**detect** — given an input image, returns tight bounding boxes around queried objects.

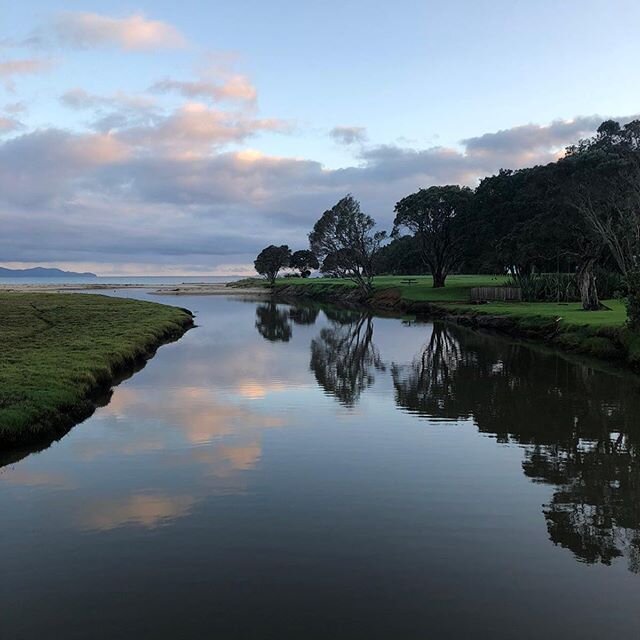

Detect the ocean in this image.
[0,275,245,286]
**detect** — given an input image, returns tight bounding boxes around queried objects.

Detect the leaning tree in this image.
[309,195,386,293]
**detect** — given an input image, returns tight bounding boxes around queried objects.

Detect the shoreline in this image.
[0,293,195,449]
[268,282,640,373]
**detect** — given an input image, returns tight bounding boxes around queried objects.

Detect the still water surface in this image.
[2,293,640,638]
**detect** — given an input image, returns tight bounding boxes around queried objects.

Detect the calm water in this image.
[2,293,640,639]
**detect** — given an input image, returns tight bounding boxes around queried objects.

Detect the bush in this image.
[507,270,625,302]
[507,273,578,302]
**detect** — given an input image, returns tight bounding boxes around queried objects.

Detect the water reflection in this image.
[3,292,640,640]
[310,310,385,407]
[255,302,293,342]
[81,493,197,531]
[251,305,640,573]
[391,323,466,420]
[391,321,640,572]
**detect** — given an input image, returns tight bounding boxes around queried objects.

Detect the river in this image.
[2,291,639,638]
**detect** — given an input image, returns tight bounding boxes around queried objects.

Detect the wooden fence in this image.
[469,286,522,302]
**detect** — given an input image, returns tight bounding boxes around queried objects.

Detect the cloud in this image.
[60,88,154,111]
[119,103,290,157]
[52,12,187,51]
[0,58,52,89]
[329,125,368,145]
[0,116,22,134]
[151,75,257,104]
[461,115,640,167]
[3,101,27,115]
[59,88,159,132]
[0,112,630,273]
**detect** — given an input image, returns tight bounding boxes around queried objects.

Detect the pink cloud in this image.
[0,58,52,89]
[121,103,289,157]
[151,74,257,104]
[53,12,187,51]
[0,116,22,133]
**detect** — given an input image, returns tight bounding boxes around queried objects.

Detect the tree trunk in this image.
[625,270,640,331]
[432,271,446,288]
[576,258,600,311]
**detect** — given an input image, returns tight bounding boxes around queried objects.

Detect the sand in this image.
[0,283,269,296]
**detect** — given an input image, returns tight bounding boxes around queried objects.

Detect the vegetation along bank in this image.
[230,275,640,370]
[0,292,193,446]
[242,120,640,371]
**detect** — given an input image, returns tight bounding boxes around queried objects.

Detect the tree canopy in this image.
[254,245,291,284]
[309,195,386,292]
[393,185,474,287]
[289,249,319,278]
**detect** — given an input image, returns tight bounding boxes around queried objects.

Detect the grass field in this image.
[264,274,629,328]
[0,293,193,443]
[451,299,628,327]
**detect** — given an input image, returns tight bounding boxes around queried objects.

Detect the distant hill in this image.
[0,267,98,278]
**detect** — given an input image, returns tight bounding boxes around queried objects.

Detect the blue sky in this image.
[1,1,639,274]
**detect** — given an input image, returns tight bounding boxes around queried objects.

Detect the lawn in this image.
[265,274,628,328]
[0,292,193,443]
[451,299,628,328]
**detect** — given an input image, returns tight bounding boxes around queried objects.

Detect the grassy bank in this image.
[234,274,640,368]
[240,274,626,326]
[0,293,193,445]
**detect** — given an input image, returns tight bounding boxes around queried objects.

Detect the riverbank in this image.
[239,276,640,371]
[0,292,194,446]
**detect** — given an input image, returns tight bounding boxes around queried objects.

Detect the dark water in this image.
[2,293,640,639]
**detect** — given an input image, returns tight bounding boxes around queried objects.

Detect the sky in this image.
[1,0,639,276]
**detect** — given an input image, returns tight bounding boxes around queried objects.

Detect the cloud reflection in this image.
[79,493,196,531]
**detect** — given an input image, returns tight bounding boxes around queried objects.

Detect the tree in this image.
[310,311,384,406]
[472,164,606,310]
[309,195,386,293]
[393,185,473,288]
[289,249,319,278]
[373,235,426,275]
[563,120,640,324]
[254,302,292,342]
[254,245,291,285]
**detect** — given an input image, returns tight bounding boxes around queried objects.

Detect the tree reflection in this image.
[310,310,385,407]
[525,436,640,572]
[254,303,293,342]
[391,323,467,420]
[288,306,320,326]
[392,321,640,573]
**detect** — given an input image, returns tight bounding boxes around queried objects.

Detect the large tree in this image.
[289,249,319,278]
[309,195,386,293]
[472,164,606,310]
[563,120,640,324]
[254,245,291,285]
[393,185,473,288]
[373,234,426,275]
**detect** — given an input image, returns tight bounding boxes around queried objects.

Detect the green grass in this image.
[271,274,508,301]
[269,274,628,328]
[450,299,628,328]
[0,292,193,444]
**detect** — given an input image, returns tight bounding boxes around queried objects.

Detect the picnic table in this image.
[400,278,418,285]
